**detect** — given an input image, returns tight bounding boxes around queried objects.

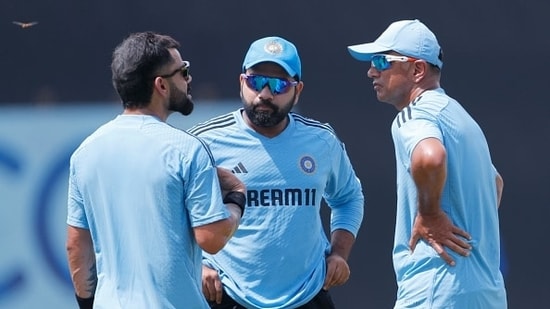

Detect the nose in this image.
[258,85,274,100]
[367,66,378,79]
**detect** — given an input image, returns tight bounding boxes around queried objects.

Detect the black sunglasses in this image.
[159,60,190,80]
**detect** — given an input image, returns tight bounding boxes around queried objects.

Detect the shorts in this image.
[209,288,336,309]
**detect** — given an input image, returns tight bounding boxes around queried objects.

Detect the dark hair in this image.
[430,48,444,71]
[111,31,180,108]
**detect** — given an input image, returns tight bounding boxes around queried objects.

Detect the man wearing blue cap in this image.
[189,36,365,308]
[348,20,507,308]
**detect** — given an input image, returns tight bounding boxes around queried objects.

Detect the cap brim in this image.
[347,42,389,61]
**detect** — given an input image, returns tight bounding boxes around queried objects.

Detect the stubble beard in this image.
[168,84,194,116]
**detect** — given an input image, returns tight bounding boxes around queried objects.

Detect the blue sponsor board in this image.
[0,102,239,308]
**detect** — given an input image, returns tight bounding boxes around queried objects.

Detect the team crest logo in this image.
[264,40,283,55]
[299,156,316,174]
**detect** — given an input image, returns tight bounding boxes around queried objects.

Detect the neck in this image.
[123,105,169,122]
[123,100,170,122]
[397,81,440,111]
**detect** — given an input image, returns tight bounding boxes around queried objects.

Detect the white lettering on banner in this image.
[0,102,239,308]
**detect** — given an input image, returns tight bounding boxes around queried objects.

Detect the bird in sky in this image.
[12,21,39,29]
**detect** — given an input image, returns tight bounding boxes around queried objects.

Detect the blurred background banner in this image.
[0,102,239,308]
[1,0,549,308]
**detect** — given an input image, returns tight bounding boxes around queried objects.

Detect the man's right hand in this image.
[409,211,472,266]
[202,265,224,304]
[217,167,246,196]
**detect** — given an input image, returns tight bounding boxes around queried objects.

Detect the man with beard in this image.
[66,31,245,309]
[188,36,364,309]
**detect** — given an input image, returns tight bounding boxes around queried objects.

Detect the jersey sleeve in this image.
[66,154,89,229]
[184,141,229,227]
[393,104,443,165]
[323,139,365,238]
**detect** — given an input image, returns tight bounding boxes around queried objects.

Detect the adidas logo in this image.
[231,162,248,174]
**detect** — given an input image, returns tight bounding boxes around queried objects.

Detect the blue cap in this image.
[243,36,302,80]
[347,19,443,69]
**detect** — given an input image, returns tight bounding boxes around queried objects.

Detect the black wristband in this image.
[75,294,94,309]
[223,191,246,217]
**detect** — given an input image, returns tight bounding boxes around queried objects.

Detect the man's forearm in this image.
[71,262,97,297]
[330,229,355,260]
[67,226,97,298]
[496,172,504,208]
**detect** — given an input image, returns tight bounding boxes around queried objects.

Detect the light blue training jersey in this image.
[188,109,364,309]
[391,89,507,308]
[67,115,229,309]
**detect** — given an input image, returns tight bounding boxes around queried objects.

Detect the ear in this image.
[239,74,246,98]
[293,81,304,106]
[153,76,169,96]
[412,61,428,83]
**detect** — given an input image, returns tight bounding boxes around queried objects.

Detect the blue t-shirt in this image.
[188,110,364,309]
[67,115,229,309]
[391,89,507,308]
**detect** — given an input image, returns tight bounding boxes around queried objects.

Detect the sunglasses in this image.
[243,74,298,95]
[371,54,417,71]
[159,60,190,80]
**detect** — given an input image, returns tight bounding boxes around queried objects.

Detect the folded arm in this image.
[194,167,245,254]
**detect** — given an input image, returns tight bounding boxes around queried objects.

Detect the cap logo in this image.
[264,40,283,55]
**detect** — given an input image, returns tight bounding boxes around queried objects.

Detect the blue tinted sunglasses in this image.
[243,74,298,95]
[371,54,416,71]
